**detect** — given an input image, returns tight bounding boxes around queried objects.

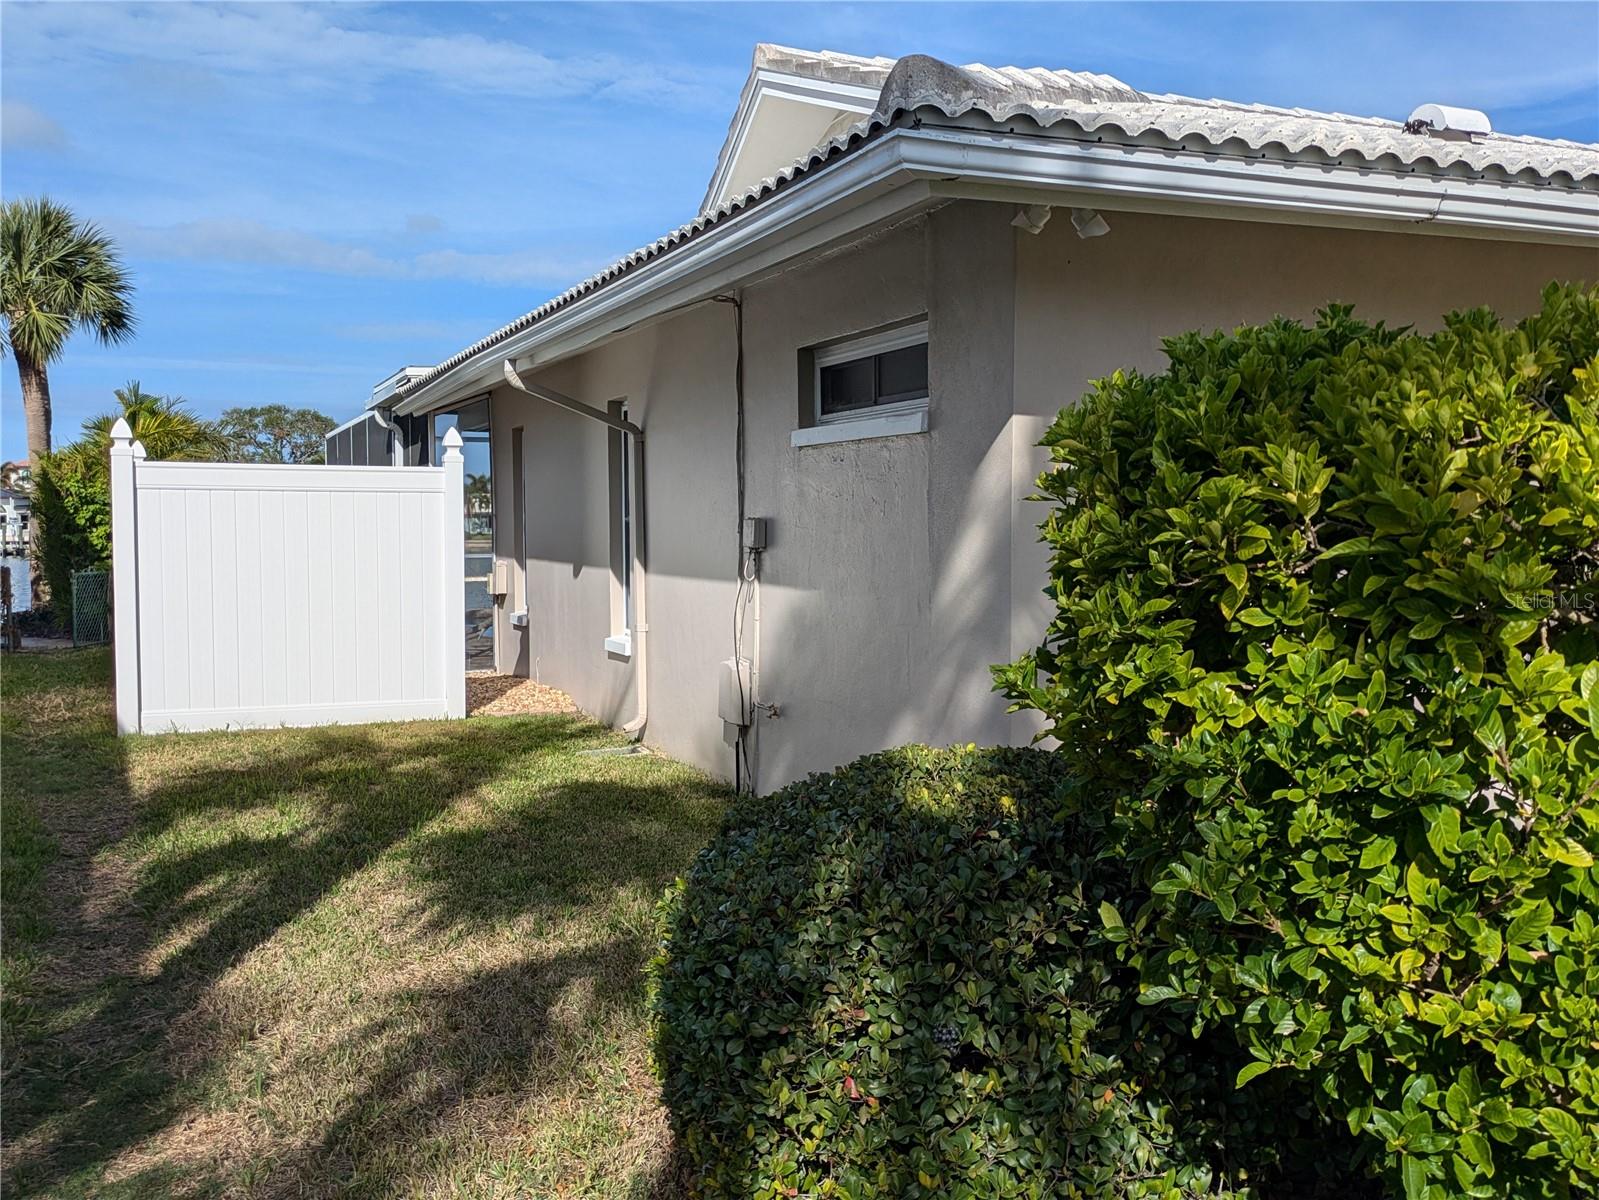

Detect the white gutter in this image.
[500,362,651,740]
[397,125,1596,418]
[395,139,929,416]
[904,124,1599,246]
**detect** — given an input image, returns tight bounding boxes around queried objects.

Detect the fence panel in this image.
[110,420,465,734]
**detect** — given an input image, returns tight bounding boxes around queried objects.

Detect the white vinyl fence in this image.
[110,419,465,734]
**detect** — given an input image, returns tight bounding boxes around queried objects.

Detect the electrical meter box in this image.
[719,656,752,726]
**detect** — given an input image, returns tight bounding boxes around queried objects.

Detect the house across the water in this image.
[327,44,1598,791]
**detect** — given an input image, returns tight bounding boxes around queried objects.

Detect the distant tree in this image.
[80,381,226,462]
[218,404,335,463]
[1,197,135,461]
[33,381,223,608]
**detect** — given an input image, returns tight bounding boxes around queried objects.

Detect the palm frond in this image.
[1,196,136,365]
[77,380,227,464]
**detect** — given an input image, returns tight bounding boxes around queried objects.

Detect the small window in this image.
[813,322,929,426]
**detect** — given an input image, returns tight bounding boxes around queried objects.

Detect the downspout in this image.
[369,406,404,465]
[501,360,650,740]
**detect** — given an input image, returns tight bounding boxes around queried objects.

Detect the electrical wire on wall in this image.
[714,293,756,793]
[732,542,758,791]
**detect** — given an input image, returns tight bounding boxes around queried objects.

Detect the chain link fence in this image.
[72,569,110,647]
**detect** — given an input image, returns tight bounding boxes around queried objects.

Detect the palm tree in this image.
[78,381,226,463]
[1,197,136,461]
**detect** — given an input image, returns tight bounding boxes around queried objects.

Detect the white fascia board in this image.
[368,365,434,409]
[901,126,1599,247]
[397,125,1595,417]
[762,70,882,110]
[395,134,931,417]
[701,68,880,214]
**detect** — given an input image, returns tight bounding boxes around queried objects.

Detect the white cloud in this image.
[114,218,605,287]
[91,354,370,377]
[6,2,717,106]
[333,319,486,343]
[117,56,227,104]
[1,101,68,150]
[410,247,605,287]
[118,220,396,277]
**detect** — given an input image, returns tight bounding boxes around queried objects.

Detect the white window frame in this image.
[606,402,634,658]
[813,320,928,425]
[795,321,929,448]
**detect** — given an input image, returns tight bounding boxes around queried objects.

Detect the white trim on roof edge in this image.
[397,125,1597,417]
[908,125,1599,243]
[395,134,929,416]
[701,67,879,215]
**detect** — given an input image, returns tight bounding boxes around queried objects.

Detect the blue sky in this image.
[3,1,1596,459]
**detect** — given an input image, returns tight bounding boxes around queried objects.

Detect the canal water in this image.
[2,555,30,611]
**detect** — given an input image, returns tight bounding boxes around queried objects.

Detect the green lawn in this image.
[1,648,729,1198]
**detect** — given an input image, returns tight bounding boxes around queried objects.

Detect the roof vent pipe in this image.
[1405,104,1492,140]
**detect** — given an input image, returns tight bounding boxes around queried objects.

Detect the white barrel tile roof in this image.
[400,46,1597,398]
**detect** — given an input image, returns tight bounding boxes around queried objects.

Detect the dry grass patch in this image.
[2,650,727,1198]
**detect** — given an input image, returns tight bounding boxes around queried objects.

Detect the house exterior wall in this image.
[487,200,1590,790]
[1009,212,1594,704]
[741,204,1022,787]
[489,205,1022,788]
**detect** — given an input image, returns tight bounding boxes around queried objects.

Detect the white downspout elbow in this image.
[501,360,649,741]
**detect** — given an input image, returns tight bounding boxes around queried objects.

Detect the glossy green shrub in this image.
[31,448,110,610]
[653,745,1370,1199]
[997,284,1599,1199]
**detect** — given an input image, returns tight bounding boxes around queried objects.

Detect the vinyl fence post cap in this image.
[110,417,133,443]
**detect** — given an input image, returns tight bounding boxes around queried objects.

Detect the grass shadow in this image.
[2,653,728,1197]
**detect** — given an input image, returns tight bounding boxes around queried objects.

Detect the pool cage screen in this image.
[325,409,436,467]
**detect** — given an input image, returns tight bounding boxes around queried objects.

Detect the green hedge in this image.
[997,284,1599,1199]
[31,448,111,615]
[653,745,1369,1199]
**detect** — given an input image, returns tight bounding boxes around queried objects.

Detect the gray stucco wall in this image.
[489,309,741,776]
[489,205,1023,789]
[487,199,1591,790]
[738,216,933,788]
[1009,212,1595,679]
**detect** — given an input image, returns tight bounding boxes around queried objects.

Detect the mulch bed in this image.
[466,670,580,717]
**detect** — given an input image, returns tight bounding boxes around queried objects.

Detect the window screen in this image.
[813,323,929,424]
